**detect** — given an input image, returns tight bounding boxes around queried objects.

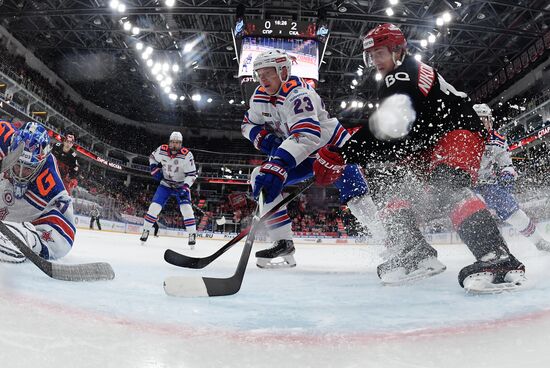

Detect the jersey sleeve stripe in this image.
[32,215,76,246]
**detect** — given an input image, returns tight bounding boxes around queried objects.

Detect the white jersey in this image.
[149,145,197,188]
[241,76,349,166]
[478,130,516,184]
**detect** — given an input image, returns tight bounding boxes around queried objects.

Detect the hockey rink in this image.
[2,228,550,368]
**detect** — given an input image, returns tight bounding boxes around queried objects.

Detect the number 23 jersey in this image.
[242,76,349,167]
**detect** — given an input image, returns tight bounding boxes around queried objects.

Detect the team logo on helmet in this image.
[363,37,374,49]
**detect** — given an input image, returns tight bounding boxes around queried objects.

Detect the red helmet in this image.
[362,23,407,52]
[362,23,407,69]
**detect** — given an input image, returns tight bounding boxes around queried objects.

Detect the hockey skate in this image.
[140,229,149,246]
[188,233,196,250]
[256,240,296,269]
[459,254,526,294]
[535,239,550,252]
[377,241,446,285]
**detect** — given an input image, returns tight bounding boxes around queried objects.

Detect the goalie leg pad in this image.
[0,222,42,263]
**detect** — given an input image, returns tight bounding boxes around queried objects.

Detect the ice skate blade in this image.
[256,254,296,269]
[464,270,527,295]
[380,257,446,286]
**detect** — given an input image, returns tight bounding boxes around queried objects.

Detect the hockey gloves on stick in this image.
[253,160,288,204]
[253,129,283,155]
[176,184,191,202]
[313,145,346,186]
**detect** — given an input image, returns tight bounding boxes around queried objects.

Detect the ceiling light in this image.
[386,8,394,16]
[131,27,140,35]
[145,46,153,55]
[163,86,171,93]
[352,79,358,86]
[156,74,164,82]
[477,13,486,20]
[428,34,436,43]
[240,100,245,105]
[414,54,422,61]
[123,21,132,31]
[179,96,185,101]
[420,39,428,48]
[368,102,374,109]
[141,52,150,60]
[146,59,153,67]
[442,12,452,22]
[169,93,177,100]
[351,101,358,108]
[136,42,143,50]
[375,72,382,81]
[183,42,193,52]
[192,93,202,101]
[436,17,444,26]
[358,102,364,108]
[389,0,399,4]
[340,101,347,109]
[350,85,355,90]
[338,6,347,13]
[117,3,126,13]
[207,98,213,103]
[165,0,175,7]
[228,99,234,104]
[162,63,169,72]
[172,64,179,72]
[164,77,173,85]
[356,69,363,76]
[109,0,119,10]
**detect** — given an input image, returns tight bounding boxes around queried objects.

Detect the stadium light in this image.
[165,0,175,7]
[192,93,202,101]
[146,59,153,67]
[375,72,382,81]
[228,99,234,104]
[110,0,119,10]
[386,8,394,16]
[117,3,126,13]
[389,0,399,4]
[156,74,164,82]
[136,42,143,50]
[179,96,185,101]
[183,42,194,53]
[414,54,422,61]
[207,98,213,103]
[172,64,180,73]
[131,27,140,35]
[340,101,347,109]
[162,63,170,72]
[240,100,245,105]
[123,21,132,31]
[428,34,436,43]
[164,77,173,85]
[358,102,364,108]
[420,39,428,48]
[436,17,444,26]
[169,93,177,100]
[442,12,452,23]
[141,52,150,60]
[357,68,363,76]
[351,101,358,108]
[368,102,374,109]
[163,86,171,93]
[160,80,167,87]
[352,79,358,86]
[145,46,153,55]
[350,85,356,90]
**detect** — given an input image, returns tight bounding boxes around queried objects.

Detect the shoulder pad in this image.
[179,147,189,155]
[279,76,305,98]
[160,144,169,151]
[0,121,16,144]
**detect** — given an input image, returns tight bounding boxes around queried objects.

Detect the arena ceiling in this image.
[0,0,549,127]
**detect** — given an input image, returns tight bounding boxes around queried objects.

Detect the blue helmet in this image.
[9,122,51,198]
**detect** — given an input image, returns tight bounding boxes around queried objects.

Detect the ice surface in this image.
[2,229,550,368]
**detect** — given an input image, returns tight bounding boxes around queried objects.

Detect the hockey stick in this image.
[0,221,115,281]
[163,196,263,297]
[164,178,314,269]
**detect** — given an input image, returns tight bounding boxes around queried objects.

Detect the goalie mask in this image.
[9,122,51,199]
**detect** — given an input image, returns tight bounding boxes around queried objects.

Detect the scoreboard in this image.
[241,19,317,39]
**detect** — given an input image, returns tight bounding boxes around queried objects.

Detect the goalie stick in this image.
[0,221,115,281]
[164,178,314,269]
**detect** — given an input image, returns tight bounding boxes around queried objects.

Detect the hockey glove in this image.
[254,129,283,155]
[176,184,191,203]
[150,164,163,181]
[313,145,346,186]
[253,160,288,204]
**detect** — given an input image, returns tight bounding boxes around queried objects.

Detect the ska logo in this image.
[385,72,410,88]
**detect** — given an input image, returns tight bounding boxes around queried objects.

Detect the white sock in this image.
[347,194,386,243]
[506,209,544,245]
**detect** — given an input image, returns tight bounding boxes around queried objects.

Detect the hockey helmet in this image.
[252,49,292,84]
[362,23,407,69]
[169,131,183,142]
[9,122,51,199]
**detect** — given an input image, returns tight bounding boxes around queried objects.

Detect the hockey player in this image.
[0,121,76,263]
[140,132,197,248]
[89,205,101,230]
[473,103,550,251]
[242,49,384,269]
[51,133,79,194]
[313,23,526,292]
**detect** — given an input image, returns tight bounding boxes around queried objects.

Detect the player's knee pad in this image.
[333,164,369,204]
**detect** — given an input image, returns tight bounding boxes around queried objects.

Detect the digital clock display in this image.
[243,19,317,39]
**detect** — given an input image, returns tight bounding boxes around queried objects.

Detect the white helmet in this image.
[169,131,183,142]
[252,49,292,84]
[473,103,492,117]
